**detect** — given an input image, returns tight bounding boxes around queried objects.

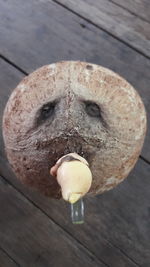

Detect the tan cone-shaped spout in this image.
[50,153,92,203]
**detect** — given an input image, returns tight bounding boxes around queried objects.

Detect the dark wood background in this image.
[0,1,150,266]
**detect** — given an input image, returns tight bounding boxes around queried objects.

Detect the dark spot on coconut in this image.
[86,65,93,70]
[41,102,56,119]
[60,155,81,164]
[84,101,101,118]
[12,97,21,112]
[36,100,58,125]
[83,101,108,129]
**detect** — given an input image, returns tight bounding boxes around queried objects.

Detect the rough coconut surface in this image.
[2,61,147,198]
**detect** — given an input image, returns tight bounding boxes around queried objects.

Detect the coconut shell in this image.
[2,61,147,199]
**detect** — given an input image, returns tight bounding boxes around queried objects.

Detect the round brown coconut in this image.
[2,61,147,199]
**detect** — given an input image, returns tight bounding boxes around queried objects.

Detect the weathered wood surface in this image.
[0,59,150,266]
[0,249,19,267]
[0,174,105,267]
[0,0,150,266]
[56,0,150,57]
[0,59,24,157]
[1,153,150,267]
[109,0,150,23]
[0,0,150,161]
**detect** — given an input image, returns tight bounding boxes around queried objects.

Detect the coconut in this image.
[2,61,147,199]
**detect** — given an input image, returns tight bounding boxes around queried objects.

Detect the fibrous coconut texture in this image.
[2,61,147,199]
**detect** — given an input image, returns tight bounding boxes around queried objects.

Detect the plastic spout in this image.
[71,198,84,224]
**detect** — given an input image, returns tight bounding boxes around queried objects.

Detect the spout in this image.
[50,153,92,204]
[71,198,84,224]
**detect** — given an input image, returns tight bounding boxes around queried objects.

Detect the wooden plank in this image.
[0,173,104,267]
[0,249,19,267]
[109,0,150,23]
[0,60,149,266]
[0,59,24,157]
[1,155,150,267]
[56,0,150,57]
[30,159,150,267]
[0,157,142,267]
[0,1,150,160]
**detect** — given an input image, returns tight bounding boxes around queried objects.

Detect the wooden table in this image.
[0,1,150,266]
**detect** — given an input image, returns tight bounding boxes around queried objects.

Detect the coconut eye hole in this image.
[41,102,55,119]
[85,101,101,118]
[37,101,57,124]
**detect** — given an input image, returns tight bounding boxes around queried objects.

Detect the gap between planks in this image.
[0,171,109,267]
[0,168,141,267]
[51,0,150,59]
[107,0,150,24]
[0,246,20,267]
[139,155,150,165]
[0,55,28,75]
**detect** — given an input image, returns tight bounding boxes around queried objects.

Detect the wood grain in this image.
[109,0,150,23]
[56,0,150,57]
[0,249,19,267]
[0,59,150,266]
[0,0,150,161]
[0,58,24,157]
[0,173,105,267]
[0,156,141,267]
[32,159,150,267]
[0,0,150,265]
